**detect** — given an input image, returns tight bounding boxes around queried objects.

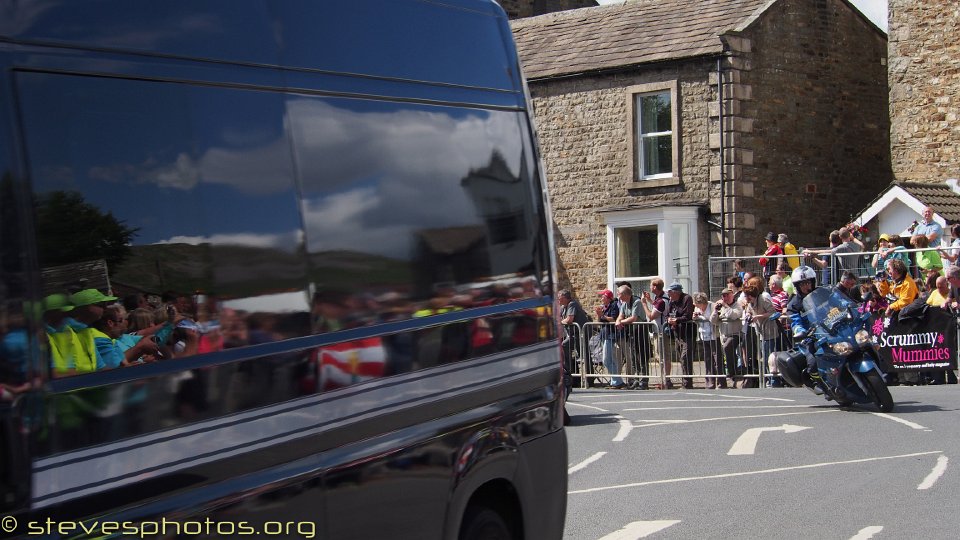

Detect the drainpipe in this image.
[717,56,727,256]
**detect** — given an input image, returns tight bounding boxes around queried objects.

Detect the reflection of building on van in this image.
[0,1,566,539]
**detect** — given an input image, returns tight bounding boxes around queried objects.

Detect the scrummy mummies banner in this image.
[870,308,958,372]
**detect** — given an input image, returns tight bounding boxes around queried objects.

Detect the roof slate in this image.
[899,182,960,223]
[510,0,773,80]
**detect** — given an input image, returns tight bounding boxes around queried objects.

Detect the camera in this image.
[874,270,887,281]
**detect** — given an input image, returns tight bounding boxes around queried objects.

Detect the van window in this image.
[16,72,550,380]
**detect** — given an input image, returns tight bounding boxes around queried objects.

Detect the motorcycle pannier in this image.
[775,349,806,387]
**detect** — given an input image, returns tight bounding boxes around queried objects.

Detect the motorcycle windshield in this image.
[800,286,857,336]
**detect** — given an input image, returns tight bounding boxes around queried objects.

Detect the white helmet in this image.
[791,265,816,285]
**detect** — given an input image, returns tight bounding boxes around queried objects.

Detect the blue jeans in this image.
[761,338,777,374]
[601,335,622,386]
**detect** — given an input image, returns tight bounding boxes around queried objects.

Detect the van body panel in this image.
[0,1,565,537]
[0,0,520,92]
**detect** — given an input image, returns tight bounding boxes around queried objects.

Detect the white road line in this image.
[597,520,680,540]
[850,526,883,540]
[624,405,817,411]
[613,418,633,442]
[711,393,796,401]
[568,450,942,495]
[595,398,768,404]
[871,412,928,430]
[917,454,948,490]
[628,409,839,428]
[568,452,607,474]
[566,401,611,413]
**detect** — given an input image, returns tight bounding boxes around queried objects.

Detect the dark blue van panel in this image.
[0,0,522,92]
[0,2,565,538]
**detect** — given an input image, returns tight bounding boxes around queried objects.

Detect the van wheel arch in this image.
[457,480,523,540]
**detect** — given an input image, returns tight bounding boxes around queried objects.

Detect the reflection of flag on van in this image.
[314,337,387,391]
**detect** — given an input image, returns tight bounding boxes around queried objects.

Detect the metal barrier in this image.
[579,322,661,389]
[577,321,733,390]
[561,323,584,387]
[709,246,951,299]
[566,287,960,391]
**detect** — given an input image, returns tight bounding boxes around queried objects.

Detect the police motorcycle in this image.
[775,286,894,412]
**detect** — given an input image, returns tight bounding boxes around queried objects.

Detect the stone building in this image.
[495,0,597,19]
[511,0,890,299]
[888,0,960,183]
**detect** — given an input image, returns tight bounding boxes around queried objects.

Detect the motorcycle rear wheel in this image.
[863,371,895,412]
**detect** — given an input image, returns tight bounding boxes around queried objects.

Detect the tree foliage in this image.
[34,191,139,270]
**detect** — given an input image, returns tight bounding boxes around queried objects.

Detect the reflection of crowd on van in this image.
[0,274,555,451]
[0,274,552,407]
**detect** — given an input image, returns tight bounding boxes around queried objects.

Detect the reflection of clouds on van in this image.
[287,99,523,191]
[293,99,525,260]
[87,137,292,195]
[155,230,303,252]
[302,186,416,260]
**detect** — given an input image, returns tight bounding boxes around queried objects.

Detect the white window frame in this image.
[627,81,680,189]
[603,207,699,292]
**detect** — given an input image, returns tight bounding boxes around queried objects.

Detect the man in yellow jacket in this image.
[778,233,800,269]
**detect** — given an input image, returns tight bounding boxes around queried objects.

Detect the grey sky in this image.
[595,0,888,32]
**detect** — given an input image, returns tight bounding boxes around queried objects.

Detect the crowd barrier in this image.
[708,246,955,299]
[565,316,960,390]
[563,321,798,390]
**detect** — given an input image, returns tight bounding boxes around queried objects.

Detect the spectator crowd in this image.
[560,205,960,390]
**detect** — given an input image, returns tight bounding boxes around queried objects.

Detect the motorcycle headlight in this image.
[855,329,870,345]
[831,342,854,355]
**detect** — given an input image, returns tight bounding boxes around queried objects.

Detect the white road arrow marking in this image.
[569,452,607,474]
[917,454,948,490]
[613,417,633,442]
[597,520,680,540]
[727,424,811,455]
[849,525,883,540]
[871,412,928,430]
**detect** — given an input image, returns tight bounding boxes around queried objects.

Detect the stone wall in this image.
[731,0,891,252]
[523,0,890,303]
[528,61,718,299]
[888,0,960,183]
[496,0,597,19]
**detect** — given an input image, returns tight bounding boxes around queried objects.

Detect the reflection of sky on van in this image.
[291,98,524,258]
[16,72,301,248]
[157,230,303,252]
[18,71,528,261]
[288,98,523,195]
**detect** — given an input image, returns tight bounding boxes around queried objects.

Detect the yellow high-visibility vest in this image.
[71,326,100,373]
[46,325,91,375]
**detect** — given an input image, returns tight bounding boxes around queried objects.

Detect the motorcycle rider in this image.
[785,265,819,377]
